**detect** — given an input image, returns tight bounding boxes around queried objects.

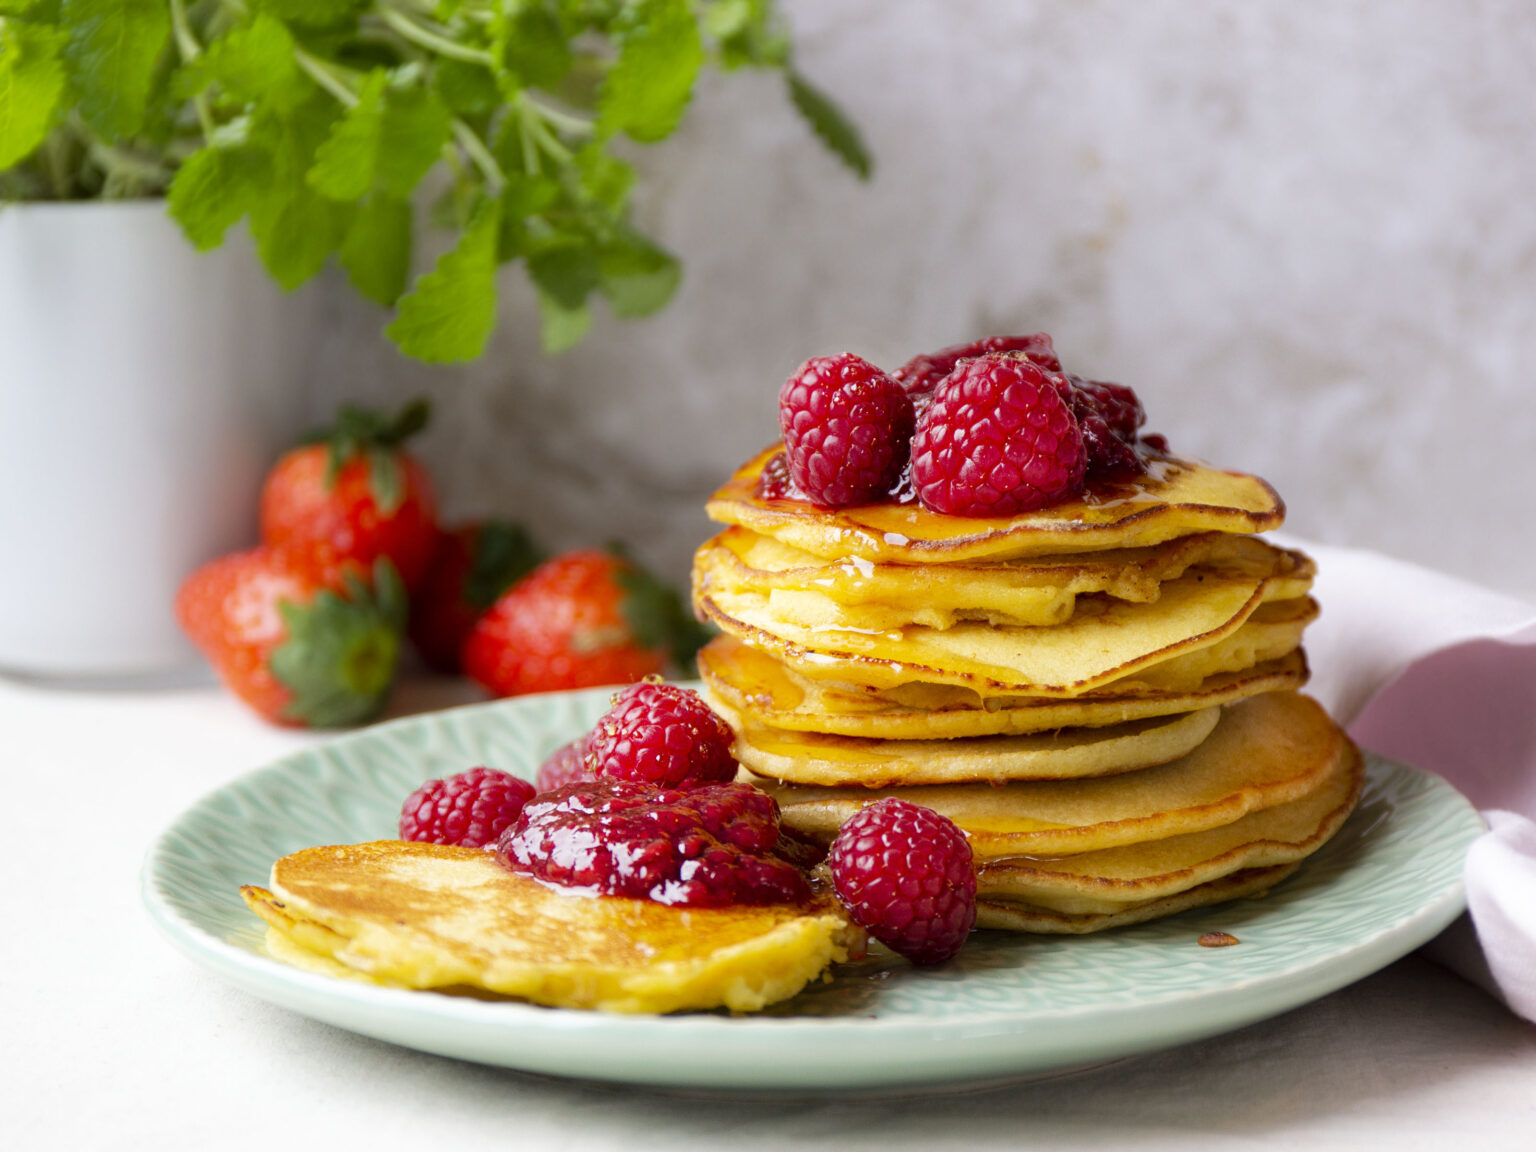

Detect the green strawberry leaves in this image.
[612,546,715,675]
[271,558,407,728]
[300,397,431,514]
[464,522,544,612]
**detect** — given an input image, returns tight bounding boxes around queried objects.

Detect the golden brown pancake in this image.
[698,635,1310,739]
[706,446,1285,562]
[721,703,1222,787]
[751,692,1347,860]
[975,738,1363,913]
[696,527,1303,630]
[974,864,1302,934]
[241,841,861,1014]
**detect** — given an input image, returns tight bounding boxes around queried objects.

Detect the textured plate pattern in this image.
[143,686,1484,1091]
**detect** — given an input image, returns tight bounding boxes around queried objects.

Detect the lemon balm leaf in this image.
[60,0,170,138]
[387,198,502,363]
[597,0,703,144]
[0,19,66,169]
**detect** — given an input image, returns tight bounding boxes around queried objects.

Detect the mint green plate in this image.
[142,686,1483,1092]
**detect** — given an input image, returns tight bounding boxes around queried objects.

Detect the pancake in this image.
[974,864,1302,934]
[721,704,1222,787]
[975,738,1363,913]
[706,446,1285,563]
[698,565,1315,698]
[696,527,1299,630]
[751,691,1346,860]
[699,635,1310,739]
[241,841,861,1015]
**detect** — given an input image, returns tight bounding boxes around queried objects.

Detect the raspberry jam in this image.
[494,778,813,907]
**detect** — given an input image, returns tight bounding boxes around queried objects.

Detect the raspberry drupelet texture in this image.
[1064,376,1147,481]
[910,352,1087,517]
[827,798,977,965]
[778,353,914,508]
[585,680,738,789]
[495,777,812,906]
[535,735,593,793]
[893,333,1063,396]
[399,766,537,848]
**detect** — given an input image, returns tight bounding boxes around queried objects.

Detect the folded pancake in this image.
[698,570,1316,698]
[975,738,1363,913]
[721,703,1222,787]
[707,447,1285,563]
[696,527,1299,630]
[241,841,861,1015]
[974,864,1302,935]
[698,636,1309,739]
[750,692,1347,860]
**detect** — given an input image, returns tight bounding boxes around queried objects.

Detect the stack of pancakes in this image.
[692,446,1362,934]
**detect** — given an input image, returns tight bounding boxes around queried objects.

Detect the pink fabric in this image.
[1292,539,1536,1022]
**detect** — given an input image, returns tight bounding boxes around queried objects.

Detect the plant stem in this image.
[377,6,497,68]
[294,49,361,109]
[168,0,202,60]
[452,118,506,192]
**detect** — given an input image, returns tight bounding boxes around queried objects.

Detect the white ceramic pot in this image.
[0,200,312,679]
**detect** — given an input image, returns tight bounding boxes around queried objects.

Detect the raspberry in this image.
[586,681,738,789]
[754,450,809,502]
[535,735,593,792]
[778,353,913,508]
[496,777,811,907]
[1064,377,1147,481]
[399,766,536,848]
[910,353,1086,516]
[893,334,1062,396]
[827,798,976,965]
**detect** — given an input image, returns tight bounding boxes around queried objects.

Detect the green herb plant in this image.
[0,1,869,362]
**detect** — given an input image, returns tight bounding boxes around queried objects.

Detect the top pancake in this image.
[706,446,1285,563]
[241,841,859,1015]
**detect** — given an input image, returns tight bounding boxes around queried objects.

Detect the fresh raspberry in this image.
[753,450,810,502]
[827,798,976,965]
[1060,377,1147,481]
[496,777,811,907]
[586,681,738,789]
[535,735,594,792]
[399,766,536,848]
[893,334,1063,396]
[910,353,1086,516]
[778,353,913,508]
[1071,378,1144,441]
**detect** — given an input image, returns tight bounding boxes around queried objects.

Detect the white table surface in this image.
[5,671,1534,1152]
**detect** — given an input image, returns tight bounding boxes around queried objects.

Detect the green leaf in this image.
[499,3,572,90]
[0,19,66,170]
[247,98,351,288]
[339,194,412,306]
[464,521,544,611]
[527,236,600,309]
[436,57,498,117]
[309,73,449,203]
[599,230,679,318]
[166,143,269,249]
[60,0,170,139]
[597,0,703,144]
[254,0,365,27]
[574,143,633,216]
[270,560,405,729]
[308,70,386,201]
[536,290,590,354]
[375,82,450,199]
[178,12,305,110]
[787,69,871,180]
[387,198,502,364]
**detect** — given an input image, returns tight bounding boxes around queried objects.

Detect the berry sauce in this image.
[495,778,812,907]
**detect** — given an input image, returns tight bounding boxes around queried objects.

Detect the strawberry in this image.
[462,548,709,698]
[408,521,544,673]
[175,546,407,727]
[260,399,439,593]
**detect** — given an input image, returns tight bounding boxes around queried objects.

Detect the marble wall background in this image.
[302,0,1536,602]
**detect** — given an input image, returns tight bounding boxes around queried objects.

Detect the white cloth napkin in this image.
[1288,538,1536,1022]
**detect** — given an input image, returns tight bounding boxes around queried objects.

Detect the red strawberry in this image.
[408,521,543,673]
[260,399,439,593]
[462,548,708,698]
[175,546,407,727]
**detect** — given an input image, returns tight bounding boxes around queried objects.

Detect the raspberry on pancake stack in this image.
[691,337,1363,934]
